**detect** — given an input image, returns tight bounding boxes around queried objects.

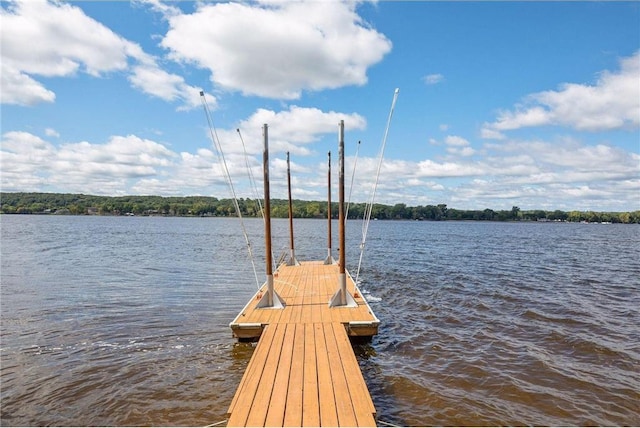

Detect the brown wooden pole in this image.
[263,124,272,276]
[263,125,273,300]
[256,123,284,309]
[329,120,355,307]
[338,121,345,276]
[286,152,296,265]
[326,151,332,264]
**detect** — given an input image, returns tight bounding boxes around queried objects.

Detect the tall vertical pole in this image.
[257,123,284,309]
[325,151,333,264]
[329,120,356,307]
[338,122,346,277]
[286,152,297,265]
[263,124,273,281]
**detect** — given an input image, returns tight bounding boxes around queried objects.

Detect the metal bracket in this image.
[328,273,357,307]
[256,275,286,309]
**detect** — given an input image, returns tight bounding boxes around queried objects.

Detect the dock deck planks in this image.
[230,262,379,338]
[227,261,379,427]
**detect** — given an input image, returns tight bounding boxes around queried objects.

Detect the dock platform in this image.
[227,261,380,427]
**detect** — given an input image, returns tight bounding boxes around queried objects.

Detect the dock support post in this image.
[257,123,285,309]
[286,152,298,266]
[330,120,357,308]
[324,151,333,265]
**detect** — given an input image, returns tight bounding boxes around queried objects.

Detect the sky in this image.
[1,0,639,211]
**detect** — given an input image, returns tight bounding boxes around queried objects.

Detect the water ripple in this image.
[2,217,639,426]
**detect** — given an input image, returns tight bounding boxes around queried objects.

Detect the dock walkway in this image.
[227,261,380,427]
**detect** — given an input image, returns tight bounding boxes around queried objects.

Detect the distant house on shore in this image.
[87,207,99,215]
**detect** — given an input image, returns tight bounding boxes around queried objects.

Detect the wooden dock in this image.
[225,119,387,427]
[227,261,380,427]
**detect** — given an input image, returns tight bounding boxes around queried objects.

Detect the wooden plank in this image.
[227,324,278,424]
[310,277,322,324]
[244,324,286,426]
[278,265,297,299]
[331,323,377,423]
[319,298,329,324]
[301,323,320,427]
[264,324,296,427]
[323,323,358,427]
[319,270,333,323]
[300,270,313,324]
[288,282,303,324]
[314,323,339,427]
[283,323,305,427]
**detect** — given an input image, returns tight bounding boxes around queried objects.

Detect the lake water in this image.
[1,215,639,426]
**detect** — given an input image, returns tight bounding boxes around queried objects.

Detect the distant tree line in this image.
[1,192,638,223]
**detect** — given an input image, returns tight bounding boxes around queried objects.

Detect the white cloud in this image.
[448,146,476,157]
[0,0,210,110]
[45,128,60,138]
[1,131,58,190]
[480,127,505,140]
[415,159,486,178]
[445,135,470,147]
[1,131,56,163]
[128,64,210,110]
[2,127,638,211]
[0,131,178,194]
[160,1,392,99]
[56,135,175,171]
[1,0,132,77]
[363,134,638,210]
[135,0,181,19]
[0,63,56,105]
[492,138,639,177]
[482,51,640,135]
[444,135,475,157]
[131,149,226,196]
[406,178,445,190]
[1,0,131,105]
[216,106,367,156]
[1,103,368,197]
[491,106,550,131]
[423,73,444,85]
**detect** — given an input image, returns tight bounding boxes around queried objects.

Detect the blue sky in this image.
[1,0,639,211]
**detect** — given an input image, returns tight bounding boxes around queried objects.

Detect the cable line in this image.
[200,91,261,290]
[355,88,399,286]
[236,128,264,220]
[345,140,361,221]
